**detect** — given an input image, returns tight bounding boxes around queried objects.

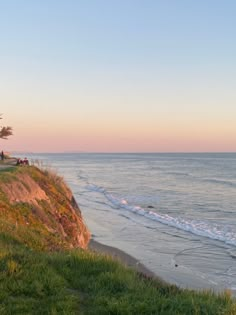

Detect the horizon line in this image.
[10,151,236,155]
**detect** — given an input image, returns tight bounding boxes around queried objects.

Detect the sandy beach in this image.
[24,152,236,296]
[89,239,158,280]
[89,238,236,297]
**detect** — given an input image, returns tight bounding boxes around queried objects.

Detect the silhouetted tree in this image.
[0,115,13,139]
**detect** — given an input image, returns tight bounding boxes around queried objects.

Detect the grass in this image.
[0,166,236,314]
[0,233,235,315]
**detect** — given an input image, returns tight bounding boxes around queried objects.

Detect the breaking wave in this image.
[86,183,236,247]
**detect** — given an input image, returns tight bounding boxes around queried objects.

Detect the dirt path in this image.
[0,158,17,170]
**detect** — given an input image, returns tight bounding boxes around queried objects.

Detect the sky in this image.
[0,0,235,153]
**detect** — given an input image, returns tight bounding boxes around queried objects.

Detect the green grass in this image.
[0,166,236,314]
[0,166,17,180]
[0,233,235,315]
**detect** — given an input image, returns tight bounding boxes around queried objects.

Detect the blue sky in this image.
[1,1,235,152]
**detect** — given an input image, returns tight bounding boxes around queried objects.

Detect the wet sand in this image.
[89,239,159,280]
[88,239,236,297]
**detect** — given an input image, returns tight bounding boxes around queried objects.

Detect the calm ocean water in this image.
[24,153,236,292]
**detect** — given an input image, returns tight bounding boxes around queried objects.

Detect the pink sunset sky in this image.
[1,1,236,153]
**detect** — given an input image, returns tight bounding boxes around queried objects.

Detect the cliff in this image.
[0,166,235,314]
[0,165,90,250]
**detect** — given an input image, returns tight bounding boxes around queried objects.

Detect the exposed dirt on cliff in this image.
[0,166,90,250]
[0,173,49,205]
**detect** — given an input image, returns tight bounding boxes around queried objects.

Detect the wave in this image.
[86,183,236,247]
[203,178,236,187]
[166,171,190,177]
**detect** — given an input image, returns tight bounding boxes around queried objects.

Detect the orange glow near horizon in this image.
[2,86,236,153]
[3,115,235,153]
[1,2,236,154]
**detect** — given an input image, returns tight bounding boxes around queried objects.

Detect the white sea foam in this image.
[86,183,236,247]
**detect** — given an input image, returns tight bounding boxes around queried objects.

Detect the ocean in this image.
[23,153,236,293]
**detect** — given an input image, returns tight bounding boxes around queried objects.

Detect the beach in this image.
[89,239,157,280]
[88,238,234,295]
[1,162,235,315]
[23,152,236,294]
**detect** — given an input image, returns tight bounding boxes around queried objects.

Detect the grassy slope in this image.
[0,167,236,315]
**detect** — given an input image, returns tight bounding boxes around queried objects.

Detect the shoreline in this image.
[88,239,236,297]
[88,239,159,281]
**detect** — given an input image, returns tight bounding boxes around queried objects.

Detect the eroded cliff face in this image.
[0,166,90,249]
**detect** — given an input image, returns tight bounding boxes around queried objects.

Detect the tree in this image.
[0,115,13,139]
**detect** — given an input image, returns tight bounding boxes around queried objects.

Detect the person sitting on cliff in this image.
[23,157,29,165]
